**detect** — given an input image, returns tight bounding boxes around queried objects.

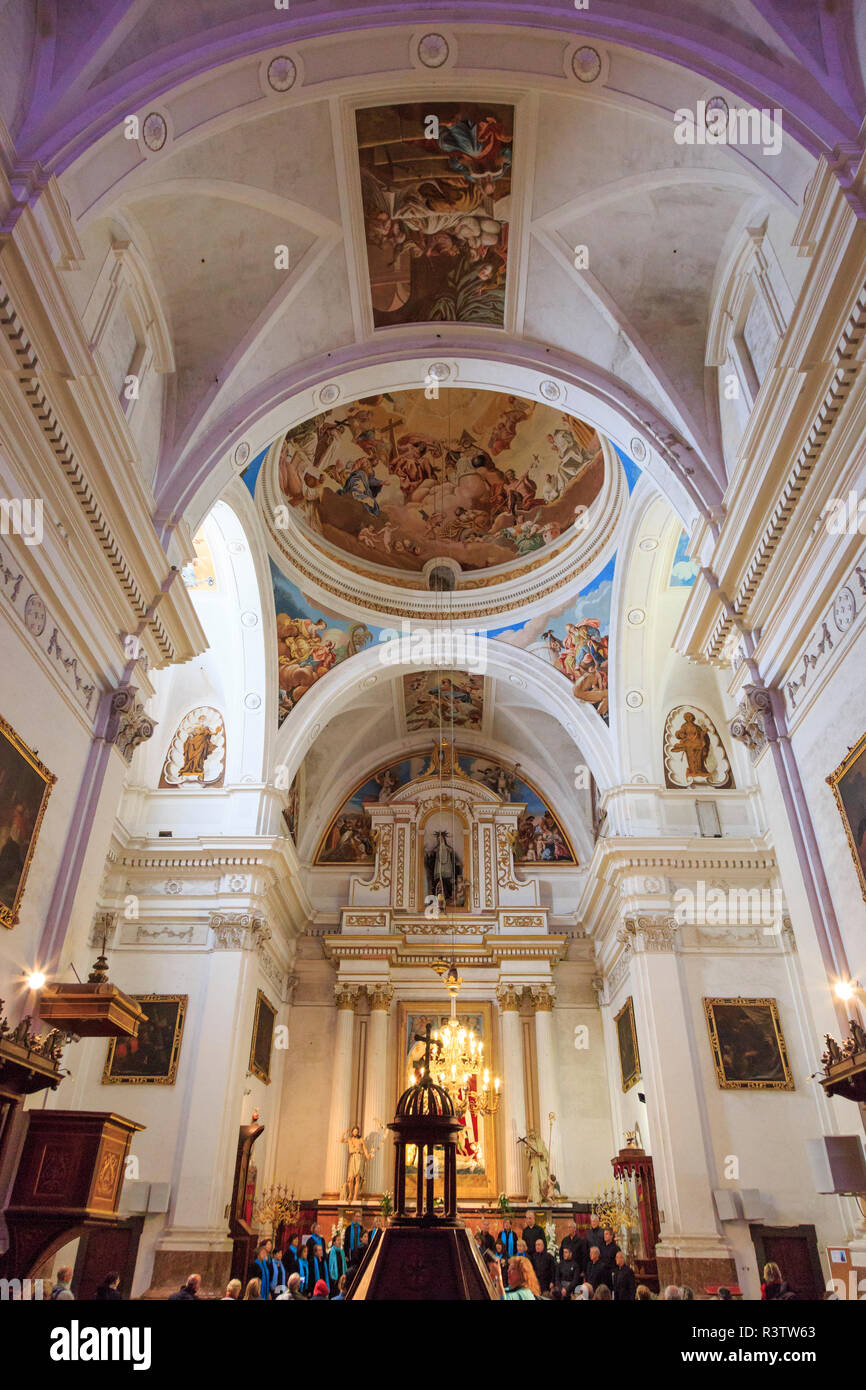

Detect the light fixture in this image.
[26,970,46,991]
[835,980,859,1002]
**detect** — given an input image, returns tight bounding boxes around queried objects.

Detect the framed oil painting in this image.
[827,731,866,907]
[102,995,187,1085]
[249,989,277,1084]
[704,997,794,1091]
[0,713,56,929]
[614,996,641,1092]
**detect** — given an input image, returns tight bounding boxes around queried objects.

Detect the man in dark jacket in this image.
[585,1248,610,1294]
[611,1251,636,1301]
[559,1218,581,1261]
[477,1217,497,1255]
[168,1274,201,1300]
[585,1213,603,1259]
[598,1227,621,1274]
[556,1244,580,1297]
[522,1210,545,1254]
[530,1237,556,1295]
[498,1218,517,1257]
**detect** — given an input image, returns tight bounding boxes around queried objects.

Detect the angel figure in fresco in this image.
[340,1126,372,1203]
[671,711,712,781]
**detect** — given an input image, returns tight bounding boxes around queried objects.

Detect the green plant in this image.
[380,1191,394,1219]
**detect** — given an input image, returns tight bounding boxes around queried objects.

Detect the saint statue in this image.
[519,1128,551,1206]
[178,718,215,780]
[340,1125,372,1202]
[425,830,461,905]
[671,711,711,781]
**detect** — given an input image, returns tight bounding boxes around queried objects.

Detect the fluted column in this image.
[362,982,393,1195]
[530,985,566,1198]
[323,984,360,1196]
[497,983,528,1199]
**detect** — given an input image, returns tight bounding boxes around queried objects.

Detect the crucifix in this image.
[413,1022,442,1081]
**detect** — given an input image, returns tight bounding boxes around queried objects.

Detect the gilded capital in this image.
[529,984,556,1011]
[496,982,522,1012]
[368,982,394,1012]
[335,984,360,1011]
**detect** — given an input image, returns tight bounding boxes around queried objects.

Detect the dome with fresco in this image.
[256,388,612,586]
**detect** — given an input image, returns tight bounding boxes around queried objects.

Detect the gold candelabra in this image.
[254,1182,300,1239]
[591,1176,636,1238]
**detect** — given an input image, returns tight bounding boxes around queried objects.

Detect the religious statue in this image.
[340,1125,372,1202]
[425,829,462,906]
[518,1128,551,1205]
[670,711,712,781]
[178,717,214,780]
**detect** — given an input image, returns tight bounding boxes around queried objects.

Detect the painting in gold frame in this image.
[0,712,56,929]
[249,988,277,1084]
[102,995,187,1085]
[614,996,641,1092]
[398,999,497,1200]
[703,997,794,1091]
[827,730,866,907]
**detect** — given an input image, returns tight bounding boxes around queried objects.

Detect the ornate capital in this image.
[210,911,268,951]
[623,915,678,953]
[528,984,556,1011]
[730,683,775,761]
[496,982,522,1012]
[368,982,394,1012]
[103,685,157,763]
[335,984,360,1011]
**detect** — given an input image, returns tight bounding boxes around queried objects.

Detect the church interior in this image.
[1,0,866,1311]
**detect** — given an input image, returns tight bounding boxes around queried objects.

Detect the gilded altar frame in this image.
[397,998,498,1200]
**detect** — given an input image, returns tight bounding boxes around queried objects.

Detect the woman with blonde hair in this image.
[243,1277,262,1301]
[502,1255,540,1300]
[762,1261,796,1300]
[635,1284,653,1301]
[592,1284,612,1301]
[221,1278,242,1301]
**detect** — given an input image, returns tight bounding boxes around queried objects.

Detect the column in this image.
[625,916,735,1288]
[362,982,393,1195]
[530,984,566,1198]
[323,984,359,1196]
[497,983,528,1198]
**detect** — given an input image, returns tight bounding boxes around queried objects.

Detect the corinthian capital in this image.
[368,982,394,1012]
[528,984,556,1012]
[335,984,360,1012]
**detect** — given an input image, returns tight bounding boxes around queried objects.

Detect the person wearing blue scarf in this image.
[253,1241,275,1300]
[498,1219,517,1257]
[298,1243,328,1295]
[270,1249,288,1298]
[344,1212,364,1257]
[328,1234,347,1292]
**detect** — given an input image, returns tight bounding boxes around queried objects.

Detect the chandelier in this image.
[254,1182,300,1239]
[412,959,502,1117]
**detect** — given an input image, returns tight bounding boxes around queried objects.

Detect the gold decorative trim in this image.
[102,994,187,1085]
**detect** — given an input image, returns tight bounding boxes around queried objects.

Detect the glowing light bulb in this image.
[835,981,855,1001]
[27,970,45,991]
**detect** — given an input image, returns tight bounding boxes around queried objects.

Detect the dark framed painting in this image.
[102,995,187,1085]
[0,713,56,929]
[614,996,641,1092]
[827,731,866,907]
[249,989,277,1084]
[704,997,794,1091]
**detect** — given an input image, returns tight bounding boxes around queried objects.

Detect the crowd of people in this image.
[47,1210,803,1301]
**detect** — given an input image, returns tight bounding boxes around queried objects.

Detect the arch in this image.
[272,639,618,795]
[163,339,720,540]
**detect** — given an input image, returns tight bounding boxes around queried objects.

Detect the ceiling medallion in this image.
[319,383,340,406]
[539,380,562,401]
[572,46,602,84]
[244,693,262,710]
[427,361,451,382]
[638,537,659,552]
[233,441,251,469]
[625,690,644,709]
[267,56,297,92]
[704,95,730,128]
[142,112,167,152]
[241,611,259,628]
[417,33,450,68]
[627,608,646,626]
[833,586,855,632]
[630,437,648,462]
